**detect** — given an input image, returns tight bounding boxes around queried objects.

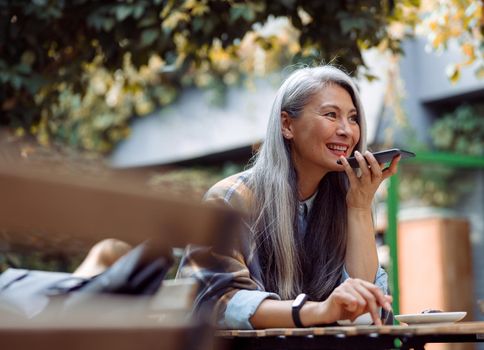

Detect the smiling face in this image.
[282,83,361,178]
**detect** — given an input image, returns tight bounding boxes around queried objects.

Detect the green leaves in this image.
[339,14,374,36]
[115,5,145,21]
[141,29,159,47]
[1,0,420,154]
[430,104,484,156]
[230,4,256,22]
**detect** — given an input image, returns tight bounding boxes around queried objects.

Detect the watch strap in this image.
[291,293,308,328]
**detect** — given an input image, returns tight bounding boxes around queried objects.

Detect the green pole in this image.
[386,172,400,318]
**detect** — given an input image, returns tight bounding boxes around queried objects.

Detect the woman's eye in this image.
[324,112,337,119]
[349,115,359,124]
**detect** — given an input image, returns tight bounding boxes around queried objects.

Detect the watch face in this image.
[293,293,308,308]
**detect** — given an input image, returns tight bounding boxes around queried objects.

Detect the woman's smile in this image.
[326,143,351,157]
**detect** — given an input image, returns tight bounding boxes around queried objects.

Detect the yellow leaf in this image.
[160,0,176,18]
[446,63,461,84]
[432,34,444,47]
[15,127,25,137]
[475,65,484,79]
[163,11,189,29]
[462,43,474,58]
[450,27,462,36]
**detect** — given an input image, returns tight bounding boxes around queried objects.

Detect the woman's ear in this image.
[281,111,294,140]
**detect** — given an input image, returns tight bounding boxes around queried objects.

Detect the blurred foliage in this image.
[0,249,84,273]
[417,0,483,82]
[430,104,484,156]
[147,161,245,200]
[400,164,475,207]
[400,103,483,207]
[1,0,420,153]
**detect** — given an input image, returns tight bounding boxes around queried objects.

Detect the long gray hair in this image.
[248,66,367,300]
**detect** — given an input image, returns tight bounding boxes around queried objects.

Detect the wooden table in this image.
[217,322,484,350]
[0,323,212,350]
[0,293,213,350]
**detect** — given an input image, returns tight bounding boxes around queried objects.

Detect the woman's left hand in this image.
[340,150,400,210]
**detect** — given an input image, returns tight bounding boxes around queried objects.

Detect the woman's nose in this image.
[336,120,352,136]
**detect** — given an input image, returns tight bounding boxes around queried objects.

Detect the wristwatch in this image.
[291,293,308,327]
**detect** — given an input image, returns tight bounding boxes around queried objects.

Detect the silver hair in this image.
[248,65,367,299]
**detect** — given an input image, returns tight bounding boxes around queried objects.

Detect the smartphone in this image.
[337,148,416,168]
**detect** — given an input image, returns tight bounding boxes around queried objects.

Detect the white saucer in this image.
[395,312,467,324]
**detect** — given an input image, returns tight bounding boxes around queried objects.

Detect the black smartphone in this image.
[337,148,416,168]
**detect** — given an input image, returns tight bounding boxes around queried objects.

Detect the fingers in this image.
[341,151,384,185]
[363,151,383,180]
[357,279,393,311]
[333,290,361,313]
[382,155,401,180]
[353,283,382,325]
[333,278,392,325]
[339,155,359,186]
[355,151,371,183]
[358,151,401,184]
[341,150,400,209]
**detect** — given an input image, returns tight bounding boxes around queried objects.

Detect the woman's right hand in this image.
[312,278,393,326]
[251,278,392,329]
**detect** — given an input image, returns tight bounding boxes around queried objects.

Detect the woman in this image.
[177,65,399,329]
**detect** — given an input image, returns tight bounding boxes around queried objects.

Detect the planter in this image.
[398,208,474,350]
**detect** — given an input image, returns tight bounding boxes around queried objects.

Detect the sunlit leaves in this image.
[1,0,422,153]
[417,0,483,81]
[29,52,177,152]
